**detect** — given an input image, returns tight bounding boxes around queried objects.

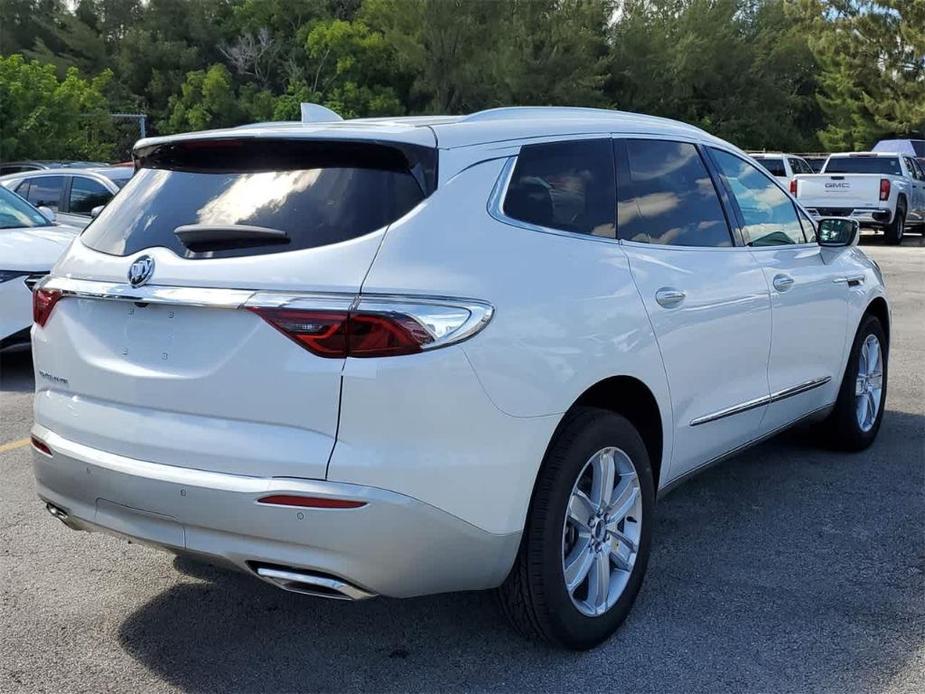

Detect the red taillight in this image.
[31,436,52,456]
[33,288,62,327]
[257,495,366,509]
[249,308,432,358]
[789,178,798,196]
[879,178,890,201]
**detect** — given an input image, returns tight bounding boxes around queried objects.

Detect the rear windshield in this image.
[753,157,786,177]
[81,139,435,259]
[824,157,902,175]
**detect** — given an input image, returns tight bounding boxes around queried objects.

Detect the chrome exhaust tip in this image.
[45,502,82,530]
[254,565,376,601]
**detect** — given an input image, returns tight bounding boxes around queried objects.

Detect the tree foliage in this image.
[1,0,923,159]
[0,53,114,160]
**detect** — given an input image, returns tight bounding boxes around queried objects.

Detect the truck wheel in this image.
[496,408,654,650]
[884,204,905,245]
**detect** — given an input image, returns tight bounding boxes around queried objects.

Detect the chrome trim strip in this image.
[769,376,832,402]
[39,276,257,309]
[37,277,494,350]
[689,394,770,427]
[690,376,832,427]
[662,403,835,497]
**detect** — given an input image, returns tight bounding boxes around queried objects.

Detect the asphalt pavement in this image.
[1,232,923,693]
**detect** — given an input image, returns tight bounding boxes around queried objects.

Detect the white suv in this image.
[31,107,889,650]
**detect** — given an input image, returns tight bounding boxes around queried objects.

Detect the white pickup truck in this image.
[793,151,925,244]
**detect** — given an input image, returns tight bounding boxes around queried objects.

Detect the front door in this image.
[708,148,849,430]
[616,138,773,481]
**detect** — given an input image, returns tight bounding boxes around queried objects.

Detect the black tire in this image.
[819,314,888,451]
[884,204,905,245]
[496,407,655,650]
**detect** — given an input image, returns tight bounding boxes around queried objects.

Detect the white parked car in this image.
[31,107,890,650]
[0,166,133,229]
[0,187,78,350]
[749,152,814,189]
[793,151,925,244]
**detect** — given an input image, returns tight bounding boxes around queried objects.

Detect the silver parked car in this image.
[0,167,134,229]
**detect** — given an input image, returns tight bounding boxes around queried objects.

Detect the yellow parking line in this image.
[0,437,30,454]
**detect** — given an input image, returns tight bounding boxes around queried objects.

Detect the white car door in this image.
[902,156,925,224]
[708,148,849,431]
[616,138,772,481]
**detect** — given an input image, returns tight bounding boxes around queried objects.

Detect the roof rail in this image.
[301,103,343,123]
[461,106,621,123]
[459,106,706,133]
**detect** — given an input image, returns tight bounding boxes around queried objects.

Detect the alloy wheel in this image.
[855,333,884,432]
[561,446,642,617]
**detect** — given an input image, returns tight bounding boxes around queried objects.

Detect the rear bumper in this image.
[31,425,520,598]
[804,205,893,226]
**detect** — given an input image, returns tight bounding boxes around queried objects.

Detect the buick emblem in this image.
[128,255,155,287]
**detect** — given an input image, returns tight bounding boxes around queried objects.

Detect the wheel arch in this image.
[864,296,890,344]
[560,376,665,490]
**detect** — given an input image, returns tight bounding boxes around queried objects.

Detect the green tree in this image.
[798,0,925,149]
[0,54,114,160]
[161,63,242,133]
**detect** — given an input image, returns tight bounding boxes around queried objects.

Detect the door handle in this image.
[772,274,794,292]
[655,288,686,308]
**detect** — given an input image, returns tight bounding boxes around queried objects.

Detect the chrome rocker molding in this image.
[689,376,832,427]
[661,402,835,499]
[36,276,494,351]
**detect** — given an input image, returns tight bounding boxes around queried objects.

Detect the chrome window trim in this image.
[690,376,832,427]
[487,155,621,247]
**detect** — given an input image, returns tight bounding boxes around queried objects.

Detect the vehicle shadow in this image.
[117,409,924,693]
[0,349,34,393]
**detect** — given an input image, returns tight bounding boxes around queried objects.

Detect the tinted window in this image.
[68,177,112,215]
[912,141,925,157]
[618,139,731,247]
[711,149,806,246]
[22,176,64,210]
[753,157,786,177]
[82,139,433,259]
[805,157,827,173]
[504,139,616,238]
[0,187,52,229]
[824,157,902,175]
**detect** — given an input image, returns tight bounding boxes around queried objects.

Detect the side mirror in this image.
[37,205,56,223]
[817,218,859,247]
[90,205,104,219]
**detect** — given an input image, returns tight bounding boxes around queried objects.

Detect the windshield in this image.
[0,187,52,229]
[824,157,902,175]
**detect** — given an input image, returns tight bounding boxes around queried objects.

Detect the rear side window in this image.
[710,149,806,246]
[503,139,616,238]
[824,157,902,175]
[754,157,786,177]
[68,177,112,215]
[82,139,435,259]
[21,176,64,210]
[618,139,732,247]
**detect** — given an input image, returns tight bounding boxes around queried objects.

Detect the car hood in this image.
[0,225,78,271]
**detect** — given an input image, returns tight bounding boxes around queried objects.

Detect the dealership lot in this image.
[1,235,923,693]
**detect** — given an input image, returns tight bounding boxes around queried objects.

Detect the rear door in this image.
[62,175,113,227]
[616,138,772,480]
[902,156,925,223]
[18,175,65,212]
[708,147,848,429]
[32,137,436,479]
